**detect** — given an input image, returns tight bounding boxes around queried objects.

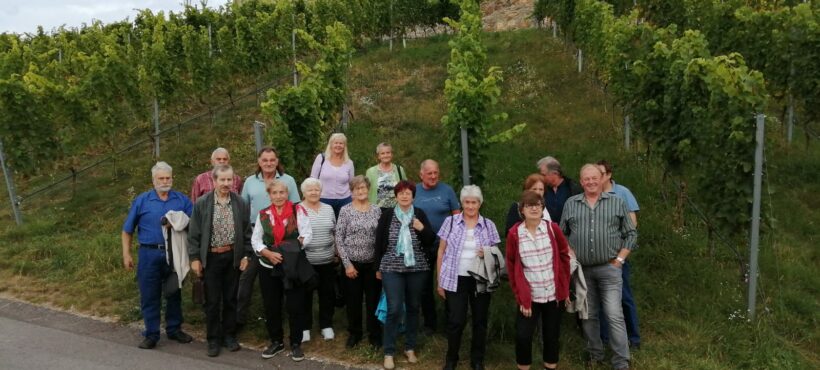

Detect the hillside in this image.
[1,29,818,370]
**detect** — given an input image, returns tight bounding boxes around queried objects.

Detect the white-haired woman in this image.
[310,133,355,218]
[365,142,407,208]
[300,178,338,342]
[435,185,501,370]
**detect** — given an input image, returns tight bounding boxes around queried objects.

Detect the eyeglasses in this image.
[523,204,543,210]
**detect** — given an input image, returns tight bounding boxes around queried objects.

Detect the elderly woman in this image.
[311,133,355,218]
[365,142,407,208]
[251,180,313,362]
[375,180,436,369]
[335,175,382,349]
[505,173,553,236]
[300,178,338,342]
[435,185,501,370]
[506,191,570,370]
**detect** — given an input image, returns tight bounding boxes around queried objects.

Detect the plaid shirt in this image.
[209,195,235,247]
[517,221,556,303]
[437,214,501,292]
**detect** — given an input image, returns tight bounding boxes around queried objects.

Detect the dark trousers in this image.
[136,248,182,341]
[421,264,438,330]
[305,262,337,330]
[344,261,381,342]
[600,261,641,345]
[444,276,491,366]
[235,253,259,326]
[515,301,562,366]
[320,197,352,219]
[382,270,427,356]
[257,260,306,346]
[204,251,239,342]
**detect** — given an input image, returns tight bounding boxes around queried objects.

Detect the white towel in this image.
[162,211,190,289]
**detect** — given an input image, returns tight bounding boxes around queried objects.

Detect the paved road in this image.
[0,298,364,369]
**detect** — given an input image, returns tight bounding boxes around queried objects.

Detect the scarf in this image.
[267,201,294,246]
[394,205,415,267]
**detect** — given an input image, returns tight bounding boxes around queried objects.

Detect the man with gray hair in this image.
[122,161,194,349]
[191,148,244,202]
[188,164,252,357]
[537,156,582,222]
[560,164,637,370]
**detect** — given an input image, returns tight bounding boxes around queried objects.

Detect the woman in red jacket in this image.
[505,190,571,370]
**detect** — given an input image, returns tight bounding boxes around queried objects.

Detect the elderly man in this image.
[560,164,637,370]
[188,165,252,357]
[596,160,641,350]
[413,159,460,334]
[538,156,582,222]
[122,161,194,349]
[191,148,244,202]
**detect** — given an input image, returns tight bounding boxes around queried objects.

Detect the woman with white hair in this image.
[435,185,501,370]
[310,133,355,218]
[299,178,338,342]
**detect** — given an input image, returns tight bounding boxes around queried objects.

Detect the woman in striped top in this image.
[505,191,571,370]
[335,175,382,349]
[375,180,436,369]
[300,178,338,342]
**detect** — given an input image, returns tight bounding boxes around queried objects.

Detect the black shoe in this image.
[291,345,305,362]
[470,362,484,370]
[167,330,193,343]
[262,341,285,359]
[207,341,220,357]
[423,326,436,336]
[224,336,241,352]
[629,342,641,350]
[138,338,157,349]
[443,361,457,370]
[346,335,361,349]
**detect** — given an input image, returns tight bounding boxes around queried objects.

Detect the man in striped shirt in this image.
[560,164,637,370]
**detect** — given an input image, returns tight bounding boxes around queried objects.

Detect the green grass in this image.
[1,28,818,369]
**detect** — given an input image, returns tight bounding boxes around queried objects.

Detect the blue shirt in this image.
[122,189,193,245]
[608,180,639,212]
[414,182,460,234]
[241,172,301,222]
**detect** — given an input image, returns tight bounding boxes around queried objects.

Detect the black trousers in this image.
[343,261,381,342]
[515,300,563,366]
[444,276,491,365]
[257,260,306,346]
[235,253,259,326]
[305,262,337,330]
[204,251,239,342]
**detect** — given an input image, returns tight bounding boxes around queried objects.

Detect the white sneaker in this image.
[321,327,335,340]
[302,330,310,343]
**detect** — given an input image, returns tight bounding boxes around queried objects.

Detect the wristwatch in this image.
[615,256,626,264]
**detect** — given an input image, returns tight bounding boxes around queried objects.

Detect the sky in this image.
[1,0,230,35]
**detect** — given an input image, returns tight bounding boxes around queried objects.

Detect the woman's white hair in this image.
[300,177,323,194]
[460,185,483,204]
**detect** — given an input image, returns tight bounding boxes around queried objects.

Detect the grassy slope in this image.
[0,29,817,369]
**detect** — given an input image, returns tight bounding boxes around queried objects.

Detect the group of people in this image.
[121,134,642,370]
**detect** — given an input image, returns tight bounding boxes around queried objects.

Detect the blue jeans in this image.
[320,197,352,218]
[381,270,427,356]
[137,248,183,341]
[600,261,641,345]
[582,264,630,369]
